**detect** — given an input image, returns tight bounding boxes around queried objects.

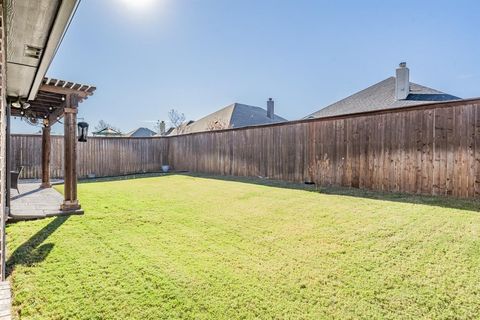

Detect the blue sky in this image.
[12,0,480,133]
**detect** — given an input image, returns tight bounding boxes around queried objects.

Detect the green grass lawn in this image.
[6,175,480,319]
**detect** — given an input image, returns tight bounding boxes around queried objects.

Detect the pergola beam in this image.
[39,84,93,99]
[34,97,64,104]
[47,101,67,126]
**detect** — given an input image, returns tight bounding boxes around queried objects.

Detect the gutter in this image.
[27,0,81,101]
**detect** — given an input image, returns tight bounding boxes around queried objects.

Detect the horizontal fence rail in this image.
[10,99,480,198]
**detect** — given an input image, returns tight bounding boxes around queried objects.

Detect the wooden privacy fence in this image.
[10,98,480,198]
[10,135,169,179]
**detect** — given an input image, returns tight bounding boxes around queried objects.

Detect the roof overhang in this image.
[5,0,81,101]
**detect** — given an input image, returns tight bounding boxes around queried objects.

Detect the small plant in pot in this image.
[161,165,170,173]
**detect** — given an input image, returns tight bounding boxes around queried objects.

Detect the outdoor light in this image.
[11,97,30,109]
[11,100,21,109]
[78,121,89,142]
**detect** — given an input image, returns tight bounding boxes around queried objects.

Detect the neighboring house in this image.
[124,127,156,137]
[305,62,461,119]
[169,99,287,135]
[92,127,123,137]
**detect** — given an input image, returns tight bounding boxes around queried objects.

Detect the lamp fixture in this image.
[11,97,31,109]
[78,122,89,142]
[11,100,22,109]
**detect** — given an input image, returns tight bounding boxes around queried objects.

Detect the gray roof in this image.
[305,77,461,119]
[125,127,156,137]
[154,127,175,137]
[169,103,287,135]
[92,127,122,136]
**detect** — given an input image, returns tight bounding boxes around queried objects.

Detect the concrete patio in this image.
[9,181,83,222]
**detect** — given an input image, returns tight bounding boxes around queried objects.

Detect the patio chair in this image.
[10,166,23,194]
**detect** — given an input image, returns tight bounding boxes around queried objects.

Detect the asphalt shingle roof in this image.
[92,127,122,136]
[125,127,156,137]
[169,103,287,135]
[305,77,461,119]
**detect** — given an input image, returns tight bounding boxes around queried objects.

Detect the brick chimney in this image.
[395,62,409,100]
[267,98,274,119]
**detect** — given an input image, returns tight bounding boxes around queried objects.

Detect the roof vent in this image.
[24,45,43,59]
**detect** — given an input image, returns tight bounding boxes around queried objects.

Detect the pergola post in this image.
[61,94,80,212]
[40,125,51,188]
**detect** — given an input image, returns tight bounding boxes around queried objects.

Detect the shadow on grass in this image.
[6,216,70,278]
[78,172,170,184]
[180,173,480,213]
[75,171,480,212]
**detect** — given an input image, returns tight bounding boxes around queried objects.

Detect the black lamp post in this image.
[78,122,89,142]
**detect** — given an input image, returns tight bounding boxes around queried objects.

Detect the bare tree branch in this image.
[168,109,186,130]
[94,120,121,133]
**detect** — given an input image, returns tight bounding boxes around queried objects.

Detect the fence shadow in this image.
[74,171,480,212]
[180,173,480,212]
[78,172,170,184]
[6,216,70,278]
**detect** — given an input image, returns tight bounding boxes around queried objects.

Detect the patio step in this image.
[8,209,83,222]
[8,211,47,221]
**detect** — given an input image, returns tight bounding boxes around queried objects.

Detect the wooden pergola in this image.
[10,77,96,212]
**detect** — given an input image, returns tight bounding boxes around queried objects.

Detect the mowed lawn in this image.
[6,175,480,319]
